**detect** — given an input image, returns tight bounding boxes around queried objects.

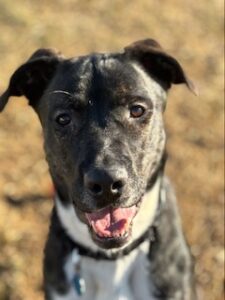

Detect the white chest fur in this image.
[52,178,161,300]
[51,241,155,300]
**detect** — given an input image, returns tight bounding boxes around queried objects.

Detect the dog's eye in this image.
[130,105,145,118]
[56,113,71,126]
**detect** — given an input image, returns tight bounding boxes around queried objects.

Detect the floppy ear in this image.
[124,39,197,95]
[0,48,64,112]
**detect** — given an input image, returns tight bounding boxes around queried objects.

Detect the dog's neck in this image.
[55,175,162,254]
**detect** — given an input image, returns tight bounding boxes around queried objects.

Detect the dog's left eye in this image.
[55,113,71,126]
[130,105,146,118]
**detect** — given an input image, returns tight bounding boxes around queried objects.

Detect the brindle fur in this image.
[0,39,196,299]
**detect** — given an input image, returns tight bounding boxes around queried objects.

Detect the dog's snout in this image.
[84,168,127,199]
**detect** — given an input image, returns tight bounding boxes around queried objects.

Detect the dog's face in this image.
[41,56,167,248]
[0,39,195,249]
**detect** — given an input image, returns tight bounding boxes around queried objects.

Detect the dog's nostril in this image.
[89,183,102,195]
[111,180,124,193]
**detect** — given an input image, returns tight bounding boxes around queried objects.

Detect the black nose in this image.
[84,168,127,199]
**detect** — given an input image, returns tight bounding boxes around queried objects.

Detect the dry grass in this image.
[0,1,224,299]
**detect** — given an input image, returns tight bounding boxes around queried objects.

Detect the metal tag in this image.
[72,274,86,296]
[72,249,86,296]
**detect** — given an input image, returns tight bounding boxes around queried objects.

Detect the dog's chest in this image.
[50,241,155,300]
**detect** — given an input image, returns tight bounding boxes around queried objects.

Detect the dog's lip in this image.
[92,229,130,249]
[82,195,144,214]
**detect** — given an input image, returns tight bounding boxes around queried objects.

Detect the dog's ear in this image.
[0,48,64,112]
[124,39,197,95]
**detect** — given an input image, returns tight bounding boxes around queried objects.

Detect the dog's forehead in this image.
[46,53,166,107]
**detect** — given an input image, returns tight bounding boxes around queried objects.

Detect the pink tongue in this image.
[85,206,137,238]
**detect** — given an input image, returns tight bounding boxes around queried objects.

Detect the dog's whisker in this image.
[49,90,74,97]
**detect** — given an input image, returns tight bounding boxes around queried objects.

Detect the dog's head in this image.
[0,39,195,249]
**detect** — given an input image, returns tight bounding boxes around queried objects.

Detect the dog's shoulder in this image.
[148,176,196,299]
[44,208,73,297]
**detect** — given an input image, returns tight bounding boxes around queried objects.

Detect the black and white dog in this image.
[0,39,197,300]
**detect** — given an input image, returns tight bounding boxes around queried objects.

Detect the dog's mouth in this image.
[85,199,142,248]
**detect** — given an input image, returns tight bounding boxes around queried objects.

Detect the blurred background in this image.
[0,0,224,299]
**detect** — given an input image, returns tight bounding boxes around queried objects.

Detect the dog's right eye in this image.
[130,105,146,118]
[55,113,71,126]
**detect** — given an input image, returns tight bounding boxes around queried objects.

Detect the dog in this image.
[0,39,197,300]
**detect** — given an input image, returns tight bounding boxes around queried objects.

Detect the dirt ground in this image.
[0,1,224,299]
